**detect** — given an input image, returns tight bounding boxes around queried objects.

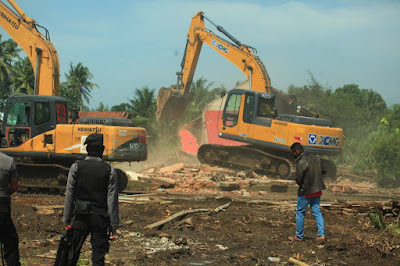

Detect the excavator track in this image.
[198,144,295,177]
[197,144,337,179]
[17,162,70,194]
[16,162,129,194]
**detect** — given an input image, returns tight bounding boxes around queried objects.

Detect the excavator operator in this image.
[257,98,275,118]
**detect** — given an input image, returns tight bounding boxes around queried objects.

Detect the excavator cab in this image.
[222,89,276,128]
[2,95,68,147]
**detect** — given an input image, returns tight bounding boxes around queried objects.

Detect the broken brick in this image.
[159,163,185,173]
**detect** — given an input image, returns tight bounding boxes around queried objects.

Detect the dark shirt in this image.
[63,156,119,229]
[295,153,326,196]
[0,152,18,198]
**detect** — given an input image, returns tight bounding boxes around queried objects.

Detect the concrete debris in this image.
[127,162,382,197]
[215,244,228,250]
[131,163,259,193]
[159,163,185,173]
[124,220,134,226]
[267,257,281,263]
[33,205,64,215]
[126,171,144,181]
[270,179,295,186]
[218,182,241,191]
[139,176,176,188]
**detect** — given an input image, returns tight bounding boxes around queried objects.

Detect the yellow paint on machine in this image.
[1,124,147,160]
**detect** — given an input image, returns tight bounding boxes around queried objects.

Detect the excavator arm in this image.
[156,11,271,122]
[180,11,271,95]
[0,0,59,96]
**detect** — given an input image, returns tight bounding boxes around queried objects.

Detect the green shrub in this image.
[373,129,400,187]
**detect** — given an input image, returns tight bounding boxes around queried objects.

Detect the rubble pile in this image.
[127,163,283,194]
[124,162,391,197]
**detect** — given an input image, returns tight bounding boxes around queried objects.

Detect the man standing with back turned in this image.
[63,133,119,265]
[290,142,326,242]
[0,132,21,266]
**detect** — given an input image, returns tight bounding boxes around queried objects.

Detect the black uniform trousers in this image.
[0,197,20,266]
[68,211,110,266]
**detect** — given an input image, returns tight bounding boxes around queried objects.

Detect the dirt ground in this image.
[9,170,400,265]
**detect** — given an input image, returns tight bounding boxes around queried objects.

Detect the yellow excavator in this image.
[0,0,147,192]
[157,11,342,177]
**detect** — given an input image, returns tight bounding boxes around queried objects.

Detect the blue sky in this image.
[1,0,399,108]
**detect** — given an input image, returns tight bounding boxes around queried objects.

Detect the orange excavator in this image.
[0,0,147,192]
[157,11,342,177]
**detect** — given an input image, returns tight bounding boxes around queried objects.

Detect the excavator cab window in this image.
[223,93,242,127]
[243,93,255,124]
[35,102,50,125]
[6,102,31,126]
[251,94,276,127]
[257,97,275,118]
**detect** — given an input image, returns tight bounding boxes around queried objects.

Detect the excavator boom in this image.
[156,11,271,122]
[0,0,59,96]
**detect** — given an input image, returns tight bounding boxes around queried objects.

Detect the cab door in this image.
[238,92,255,140]
[3,101,32,147]
[220,92,243,139]
[31,101,53,137]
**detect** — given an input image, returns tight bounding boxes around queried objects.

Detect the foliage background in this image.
[288,73,400,187]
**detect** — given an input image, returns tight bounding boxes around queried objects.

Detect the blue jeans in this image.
[296,195,324,239]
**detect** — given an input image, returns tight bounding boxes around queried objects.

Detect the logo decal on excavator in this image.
[308,134,317,144]
[77,127,102,133]
[0,11,19,29]
[211,39,229,54]
[308,133,340,147]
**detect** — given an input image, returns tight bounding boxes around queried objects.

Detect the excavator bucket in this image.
[156,85,192,123]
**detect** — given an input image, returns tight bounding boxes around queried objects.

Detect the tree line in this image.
[289,73,400,187]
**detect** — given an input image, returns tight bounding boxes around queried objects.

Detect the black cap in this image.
[84,133,103,146]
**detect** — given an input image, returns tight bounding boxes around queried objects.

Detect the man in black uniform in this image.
[0,132,21,266]
[63,133,119,265]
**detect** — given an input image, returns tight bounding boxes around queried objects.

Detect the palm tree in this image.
[62,62,98,110]
[0,36,20,82]
[128,86,156,118]
[211,84,227,98]
[0,36,21,111]
[12,57,34,94]
[190,77,214,107]
[185,77,215,121]
[111,103,130,112]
